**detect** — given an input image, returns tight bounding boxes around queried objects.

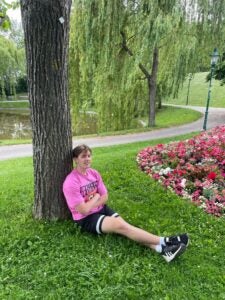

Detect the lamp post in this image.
[203,48,219,130]
[186,73,193,105]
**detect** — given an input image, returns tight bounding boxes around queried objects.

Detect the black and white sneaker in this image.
[161,243,186,263]
[164,233,189,247]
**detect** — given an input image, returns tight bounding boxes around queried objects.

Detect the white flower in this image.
[180,178,186,188]
[200,203,206,209]
[159,167,173,176]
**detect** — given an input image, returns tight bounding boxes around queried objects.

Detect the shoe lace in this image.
[165,251,173,256]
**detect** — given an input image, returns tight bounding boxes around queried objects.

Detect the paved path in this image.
[1,105,225,160]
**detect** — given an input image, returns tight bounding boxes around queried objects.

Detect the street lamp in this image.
[202,48,219,130]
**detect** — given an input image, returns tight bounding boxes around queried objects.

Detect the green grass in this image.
[155,106,201,127]
[1,133,225,299]
[0,106,201,146]
[167,72,225,107]
[0,139,32,146]
[0,101,29,109]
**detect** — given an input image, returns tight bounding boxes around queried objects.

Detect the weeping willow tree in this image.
[0,1,25,98]
[69,0,225,133]
[119,1,199,126]
[0,35,21,98]
[192,0,225,85]
[70,0,129,132]
[0,0,11,29]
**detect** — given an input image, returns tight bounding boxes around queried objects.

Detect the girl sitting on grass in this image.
[63,144,189,262]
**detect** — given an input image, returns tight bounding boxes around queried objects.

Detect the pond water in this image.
[0,109,98,139]
[0,110,31,139]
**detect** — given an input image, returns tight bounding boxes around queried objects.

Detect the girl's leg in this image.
[101,216,160,250]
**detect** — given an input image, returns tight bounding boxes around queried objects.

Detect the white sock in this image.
[155,244,162,253]
[160,237,166,246]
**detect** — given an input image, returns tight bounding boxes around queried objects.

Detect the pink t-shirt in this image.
[63,168,107,220]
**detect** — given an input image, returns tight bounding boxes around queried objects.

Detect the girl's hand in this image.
[92,193,100,202]
[87,192,100,202]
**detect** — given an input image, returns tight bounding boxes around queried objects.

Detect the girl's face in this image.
[74,150,92,171]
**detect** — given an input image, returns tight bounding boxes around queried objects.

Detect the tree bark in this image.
[148,47,159,127]
[120,31,159,127]
[20,0,73,220]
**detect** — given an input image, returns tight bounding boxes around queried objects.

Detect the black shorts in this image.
[75,205,119,235]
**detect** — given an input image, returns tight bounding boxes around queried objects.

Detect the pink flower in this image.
[137,125,225,217]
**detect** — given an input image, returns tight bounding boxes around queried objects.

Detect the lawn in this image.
[0,101,29,109]
[167,72,225,107]
[1,133,225,299]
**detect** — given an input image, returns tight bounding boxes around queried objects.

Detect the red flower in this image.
[207,172,217,180]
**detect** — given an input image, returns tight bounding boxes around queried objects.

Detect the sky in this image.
[6,0,21,23]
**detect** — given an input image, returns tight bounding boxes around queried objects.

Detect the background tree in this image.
[9,20,27,94]
[0,0,11,29]
[69,0,225,133]
[0,1,24,98]
[9,19,24,49]
[69,0,195,131]
[119,1,196,126]
[20,0,73,220]
[0,35,20,98]
[186,1,225,88]
[213,52,225,84]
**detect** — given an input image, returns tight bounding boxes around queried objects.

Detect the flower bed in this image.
[137,125,225,217]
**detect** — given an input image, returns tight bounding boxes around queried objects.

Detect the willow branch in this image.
[120,31,151,80]
[139,63,151,80]
[120,31,134,56]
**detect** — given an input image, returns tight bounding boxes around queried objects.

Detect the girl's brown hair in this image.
[72,144,92,158]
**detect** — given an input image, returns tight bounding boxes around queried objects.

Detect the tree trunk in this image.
[148,47,159,127]
[20,0,73,220]
[120,32,160,128]
[157,93,162,109]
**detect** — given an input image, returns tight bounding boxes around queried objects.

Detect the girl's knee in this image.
[101,216,130,233]
[112,218,130,233]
